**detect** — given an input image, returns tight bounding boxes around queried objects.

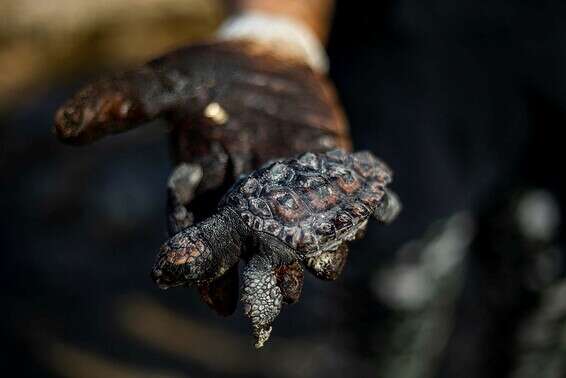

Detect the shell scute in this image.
[351,151,380,178]
[241,177,260,195]
[295,176,339,211]
[267,187,306,223]
[297,152,320,170]
[240,211,255,228]
[313,219,336,244]
[327,166,361,194]
[267,162,295,183]
[251,217,263,231]
[344,202,371,220]
[249,198,272,217]
[333,211,354,233]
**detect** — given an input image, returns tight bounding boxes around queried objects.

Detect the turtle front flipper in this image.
[305,243,349,281]
[198,263,239,317]
[241,254,283,349]
[239,259,304,348]
[241,233,300,348]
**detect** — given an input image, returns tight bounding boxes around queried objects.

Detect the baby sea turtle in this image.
[152,149,401,348]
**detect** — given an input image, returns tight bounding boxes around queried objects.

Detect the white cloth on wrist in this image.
[217,11,329,73]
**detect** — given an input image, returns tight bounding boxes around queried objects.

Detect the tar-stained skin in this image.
[54,41,353,323]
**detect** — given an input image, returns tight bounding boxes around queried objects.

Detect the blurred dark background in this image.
[1,0,565,377]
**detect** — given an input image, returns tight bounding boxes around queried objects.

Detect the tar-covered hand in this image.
[54,40,351,327]
[54,40,350,226]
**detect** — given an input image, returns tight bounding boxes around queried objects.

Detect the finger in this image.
[54,69,152,144]
[275,261,304,304]
[166,163,203,235]
[198,264,239,317]
[54,43,207,145]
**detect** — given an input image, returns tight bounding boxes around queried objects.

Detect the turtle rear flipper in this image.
[373,188,402,224]
[306,243,349,281]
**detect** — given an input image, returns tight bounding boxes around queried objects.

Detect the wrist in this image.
[217,11,329,73]
[229,0,333,41]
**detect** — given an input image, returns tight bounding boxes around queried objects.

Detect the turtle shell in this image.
[220,149,392,256]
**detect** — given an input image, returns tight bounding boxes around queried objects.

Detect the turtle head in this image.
[151,211,244,289]
[151,227,211,289]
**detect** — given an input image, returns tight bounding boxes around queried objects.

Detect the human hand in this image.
[54,38,350,317]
